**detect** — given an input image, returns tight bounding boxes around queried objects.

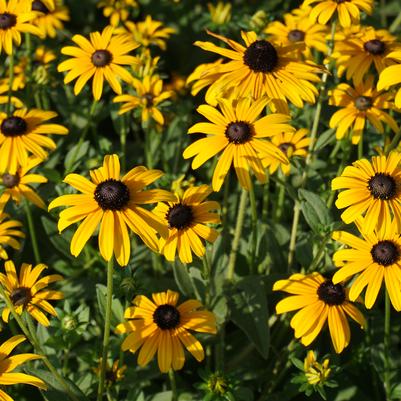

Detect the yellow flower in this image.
[31,0,69,38]
[0,260,63,326]
[332,217,401,310]
[93,358,126,386]
[331,152,401,233]
[0,0,41,55]
[153,185,220,264]
[207,2,231,25]
[377,49,401,108]
[262,128,310,175]
[132,49,160,78]
[273,273,366,353]
[116,289,217,373]
[170,175,195,199]
[183,97,291,191]
[0,108,68,174]
[303,0,373,28]
[98,0,138,27]
[0,156,48,209]
[304,351,331,386]
[194,30,322,113]
[58,26,139,100]
[0,85,23,108]
[118,15,175,50]
[332,26,400,85]
[0,335,47,400]
[0,211,24,260]
[329,76,398,144]
[48,155,175,266]
[113,74,173,126]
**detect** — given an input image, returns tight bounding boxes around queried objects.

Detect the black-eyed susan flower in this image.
[377,50,401,108]
[113,74,173,126]
[329,76,398,145]
[31,0,69,38]
[98,0,137,27]
[0,211,24,259]
[273,273,365,353]
[0,157,47,209]
[265,7,328,60]
[183,97,291,191]
[48,154,174,267]
[119,15,175,50]
[332,26,400,85]
[0,109,68,174]
[332,218,401,310]
[303,0,373,28]
[0,260,63,326]
[262,128,310,175]
[0,335,47,399]
[116,289,217,373]
[0,0,41,55]
[331,152,401,233]
[304,350,331,386]
[58,26,139,100]
[93,358,126,387]
[153,185,220,264]
[194,30,322,113]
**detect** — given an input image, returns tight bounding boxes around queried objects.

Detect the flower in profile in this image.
[303,0,373,28]
[48,154,174,266]
[153,185,220,264]
[58,26,139,100]
[98,0,138,27]
[304,351,331,386]
[194,30,322,113]
[265,6,328,60]
[0,0,41,55]
[377,49,401,108]
[273,273,366,353]
[331,152,401,233]
[0,108,68,174]
[31,0,70,38]
[93,358,126,387]
[116,289,217,373]
[329,76,398,144]
[0,157,48,209]
[332,26,400,85]
[207,2,232,25]
[118,15,175,50]
[0,211,24,260]
[0,335,47,400]
[332,217,401,310]
[262,128,310,175]
[183,97,291,191]
[113,74,173,126]
[0,260,63,326]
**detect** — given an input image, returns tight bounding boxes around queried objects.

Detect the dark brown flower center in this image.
[2,173,20,188]
[10,287,32,307]
[144,93,154,107]
[364,39,386,55]
[94,179,130,210]
[243,40,279,73]
[166,203,193,229]
[0,13,17,30]
[153,304,180,330]
[317,280,346,305]
[288,29,305,42]
[354,96,372,111]
[278,142,294,155]
[336,0,350,3]
[371,240,400,266]
[32,0,50,14]
[225,121,252,144]
[1,117,28,136]
[91,50,113,67]
[368,173,396,200]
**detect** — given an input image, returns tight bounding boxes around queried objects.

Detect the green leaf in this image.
[41,216,74,260]
[96,284,124,328]
[227,276,269,359]
[64,140,90,171]
[172,261,194,296]
[314,128,335,152]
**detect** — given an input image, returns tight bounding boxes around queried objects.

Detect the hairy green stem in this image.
[97,258,114,401]
[6,52,14,116]
[23,199,41,264]
[384,290,391,400]
[248,183,258,273]
[202,253,212,306]
[169,369,177,401]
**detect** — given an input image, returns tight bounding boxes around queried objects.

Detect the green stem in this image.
[273,174,286,222]
[262,173,270,221]
[384,290,391,400]
[97,258,114,401]
[65,100,97,174]
[0,285,80,401]
[248,183,258,273]
[169,369,177,401]
[202,253,212,306]
[380,0,387,27]
[23,199,41,264]
[358,136,364,159]
[390,10,401,33]
[385,128,401,155]
[287,202,301,270]
[25,33,32,81]
[226,188,248,282]
[6,52,14,116]
[307,231,334,273]
[144,127,153,168]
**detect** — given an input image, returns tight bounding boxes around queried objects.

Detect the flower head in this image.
[304,350,331,386]
[116,289,217,372]
[98,0,138,27]
[0,211,24,260]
